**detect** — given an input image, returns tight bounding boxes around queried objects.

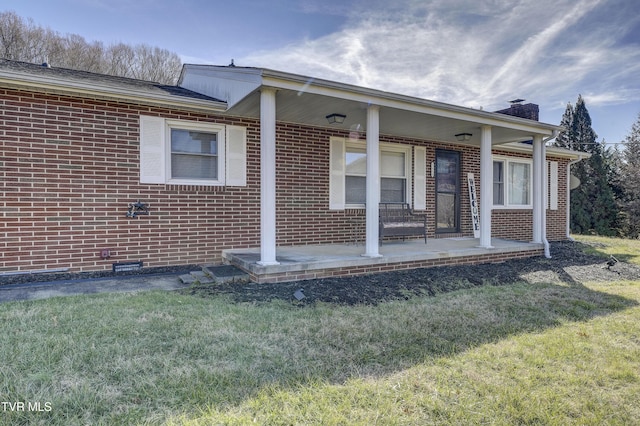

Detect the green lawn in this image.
[1,236,639,425]
[574,234,640,265]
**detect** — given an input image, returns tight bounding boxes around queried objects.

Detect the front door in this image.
[435,150,461,233]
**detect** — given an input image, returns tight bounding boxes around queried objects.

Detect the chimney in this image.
[495,99,539,121]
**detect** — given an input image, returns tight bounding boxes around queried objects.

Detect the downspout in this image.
[566,154,585,241]
[541,131,559,258]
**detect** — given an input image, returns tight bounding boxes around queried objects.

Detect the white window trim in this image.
[165,119,226,186]
[492,155,533,210]
[344,140,412,209]
[140,115,247,187]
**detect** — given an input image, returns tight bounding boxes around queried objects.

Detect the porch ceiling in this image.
[226,88,551,146]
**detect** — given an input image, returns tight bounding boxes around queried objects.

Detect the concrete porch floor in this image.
[223,238,545,283]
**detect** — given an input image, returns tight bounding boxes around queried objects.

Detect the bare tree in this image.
[0,10,182,84]
[104,42,136,77]
[0,11,27,60]
[24,26,51,63]
[132,44,182,84]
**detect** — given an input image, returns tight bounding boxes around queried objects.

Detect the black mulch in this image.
[184,241,640,306]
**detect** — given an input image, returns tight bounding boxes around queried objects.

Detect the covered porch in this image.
[179,65,567,282]
[223,238,544,283]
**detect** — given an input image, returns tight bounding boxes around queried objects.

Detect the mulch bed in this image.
[184,241,640,306]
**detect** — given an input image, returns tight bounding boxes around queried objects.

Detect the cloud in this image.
[242,0,640,116]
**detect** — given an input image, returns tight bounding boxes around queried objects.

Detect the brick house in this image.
[0,59,585,282]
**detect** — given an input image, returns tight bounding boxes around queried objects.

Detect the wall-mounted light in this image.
[455,133,472,142]
[326,113,346,124]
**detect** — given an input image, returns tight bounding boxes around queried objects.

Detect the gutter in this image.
[541,131,559,258]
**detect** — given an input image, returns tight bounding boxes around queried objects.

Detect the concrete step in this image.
[203,265,250,284]
[189,270,215,284]
[179,265,250,285]
[178,273,198,285]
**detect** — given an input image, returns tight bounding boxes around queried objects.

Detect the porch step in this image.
[179,265,250,285]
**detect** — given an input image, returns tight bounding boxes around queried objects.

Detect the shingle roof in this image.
[0,59,223,103]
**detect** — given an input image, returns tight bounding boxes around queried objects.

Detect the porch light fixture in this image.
[326,113,346,124]
[455,132,472,142]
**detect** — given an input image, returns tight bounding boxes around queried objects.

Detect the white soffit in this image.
[179,65,561,139]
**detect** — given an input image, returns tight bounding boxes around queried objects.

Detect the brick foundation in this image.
[246,248,545,283]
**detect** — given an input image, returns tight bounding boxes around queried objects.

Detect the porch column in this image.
[542,140,549,256]
[532,135,544,243]
[364,104,382,257]
[258,88,279,266]
[479,125,494,248]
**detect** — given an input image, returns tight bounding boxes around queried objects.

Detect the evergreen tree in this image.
[555,103,575,149]
[554,95,620,236]
[620,113,640,238]
[605,144,626,223]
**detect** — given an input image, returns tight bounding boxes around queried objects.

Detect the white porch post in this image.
[364,104,382,257]
[532,135,544,243]
[258,88,279,265]
[479,125,494,248]
[542,140,549,256]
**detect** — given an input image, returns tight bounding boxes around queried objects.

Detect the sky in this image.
[3,0,640,145]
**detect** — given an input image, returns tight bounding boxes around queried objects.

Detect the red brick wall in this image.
[1,88,264,272]
[1,87,570,273]
[546,156,569,241]
[489,151,569,242]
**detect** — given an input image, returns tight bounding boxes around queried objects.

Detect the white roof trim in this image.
[496,142,590,160]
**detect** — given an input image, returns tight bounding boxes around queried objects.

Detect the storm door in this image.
[435,150,461,233]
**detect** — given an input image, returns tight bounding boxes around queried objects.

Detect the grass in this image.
[0,236,638,425]
[574,234,640,265]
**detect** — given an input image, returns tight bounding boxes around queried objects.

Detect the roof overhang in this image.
[180,65,563,146]
[496,142,591,160]
[0,67,227,113]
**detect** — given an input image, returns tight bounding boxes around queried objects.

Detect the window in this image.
[344,143,409,206]
[329,137,424,210]
[493,157,531,208]
[381,151,407,203]
[166,120,224,184]
[493,161,504,205]
[345,148,366,204]
[508,162,530,205]
[170,128,219,180]
[139,115,247,186]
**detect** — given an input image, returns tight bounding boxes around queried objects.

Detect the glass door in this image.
[436,150,461,233]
